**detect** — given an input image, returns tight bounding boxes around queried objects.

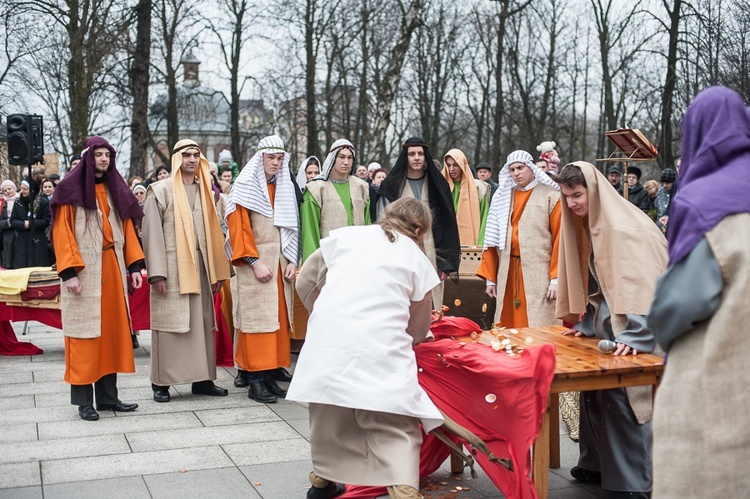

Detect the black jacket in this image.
[10,195,53,268]
[627,183,651,214]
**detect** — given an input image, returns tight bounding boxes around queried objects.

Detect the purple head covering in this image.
[51,136,143,220]
[667,86,750,264]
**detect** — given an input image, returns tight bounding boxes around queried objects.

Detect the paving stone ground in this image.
[0,321,617,498]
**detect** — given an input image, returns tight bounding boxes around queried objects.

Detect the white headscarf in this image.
[484,150,559,250]
[295,156,320,192]
[1,179,18,215]
[225,135,300,263]
[313,139,355,181]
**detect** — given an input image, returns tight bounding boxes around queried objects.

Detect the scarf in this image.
[484,150,559,250]
[668,86,750,264]
[555,162,668,323]
[226,135,300,264]
[312,139,355,181]
[378,137,460,274]
[170,139,230,294]
[51,136,142,221]
[442,149,482,245]
[295,155,320,192]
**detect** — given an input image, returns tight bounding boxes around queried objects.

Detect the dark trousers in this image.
[151,380,215,391]
[70,373,118,407]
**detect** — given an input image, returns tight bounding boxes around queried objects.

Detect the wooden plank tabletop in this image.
[468,325,664,379]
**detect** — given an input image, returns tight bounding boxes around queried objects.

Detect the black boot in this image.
[307,482,345,499]
[264,376,287,398]
[272,367,293,382]
[234,369,249,387]
[131,333,139,349]
[249,380,277,403]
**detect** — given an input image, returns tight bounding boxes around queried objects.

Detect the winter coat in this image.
[10,195,53,268]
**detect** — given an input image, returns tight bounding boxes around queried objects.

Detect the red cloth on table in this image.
[342,316,556,499]
[214,292,234,367]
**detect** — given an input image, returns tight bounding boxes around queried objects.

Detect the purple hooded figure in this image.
[666,86,750,265]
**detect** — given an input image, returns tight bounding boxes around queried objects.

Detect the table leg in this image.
[450,453,463,474]
[533,396,551,498]
[550,394,560,468]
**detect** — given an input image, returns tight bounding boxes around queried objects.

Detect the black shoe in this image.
[272,367,293,382]
[307,481,345,499]
[97,400,138,412]
[131,333,139,349]
[78,405,100,421]
[249,380,277,403]
[264,377,287,398]
[153,389,170,402]
[192,382,229,397]
[612,493,650,499]
[571,466,601,484]
[234,370,249,388]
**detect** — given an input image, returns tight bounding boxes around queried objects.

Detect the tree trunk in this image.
[129,0,152,179]
[305,0,320,159]
[658,0,682,169]
[66,1,89,155]
[371,0,423,163]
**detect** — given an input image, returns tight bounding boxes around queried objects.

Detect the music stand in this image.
[596,128,658,200]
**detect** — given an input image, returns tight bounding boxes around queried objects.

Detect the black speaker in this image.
[6,114,44,165]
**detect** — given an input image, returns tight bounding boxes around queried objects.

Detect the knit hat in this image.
[608,165,622,175]
[218,149,233,163]
[660,168,677,183]
[367,162,381,172]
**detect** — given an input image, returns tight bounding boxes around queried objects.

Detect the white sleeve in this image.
[409,250,441,302]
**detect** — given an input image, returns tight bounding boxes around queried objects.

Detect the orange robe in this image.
[226,183,291,372]
[477,189,561,328]
[54,183,144,385]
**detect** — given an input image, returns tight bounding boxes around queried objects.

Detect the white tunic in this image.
[287,225,443,431]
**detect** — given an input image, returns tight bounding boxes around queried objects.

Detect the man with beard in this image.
[376,137,460,308]
[142,139,232,403]
[300,139,370,261]
[51,136,144,421]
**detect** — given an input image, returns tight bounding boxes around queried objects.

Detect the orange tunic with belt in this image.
[54,183,144,385]
[226,183,291,372]
[477,189,561,328]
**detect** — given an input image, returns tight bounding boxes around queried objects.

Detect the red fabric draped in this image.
[0,319,43,355]
[214,292,234,367]
[342,316,556,499]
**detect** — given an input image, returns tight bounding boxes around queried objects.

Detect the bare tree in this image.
[129,0,151,179]
[370,0,424,164]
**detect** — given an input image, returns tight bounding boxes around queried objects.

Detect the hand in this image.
[546,283,557,300]
[438,270,448,281]
[659,215,669,228]
[252,260,273,283]
[613,342,638,356]
[24,220,29,229]
[130,271,143,290]
[284,262,296,282]
[152,279,167,296]
[486,284,497,298]
[66,276,82,294]
[562,328,584,337]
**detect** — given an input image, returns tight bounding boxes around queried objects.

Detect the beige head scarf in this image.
[442,149,481,246]
[556,161,668,323]
[171,139,231,294]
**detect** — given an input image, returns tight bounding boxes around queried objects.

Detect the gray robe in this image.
[142,183,217,386]
[572,255,655,494]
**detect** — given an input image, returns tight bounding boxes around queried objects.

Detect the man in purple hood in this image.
[51,136,145,421]
[648,87,750,496]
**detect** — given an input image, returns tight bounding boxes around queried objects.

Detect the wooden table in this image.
[454,325,664,498]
